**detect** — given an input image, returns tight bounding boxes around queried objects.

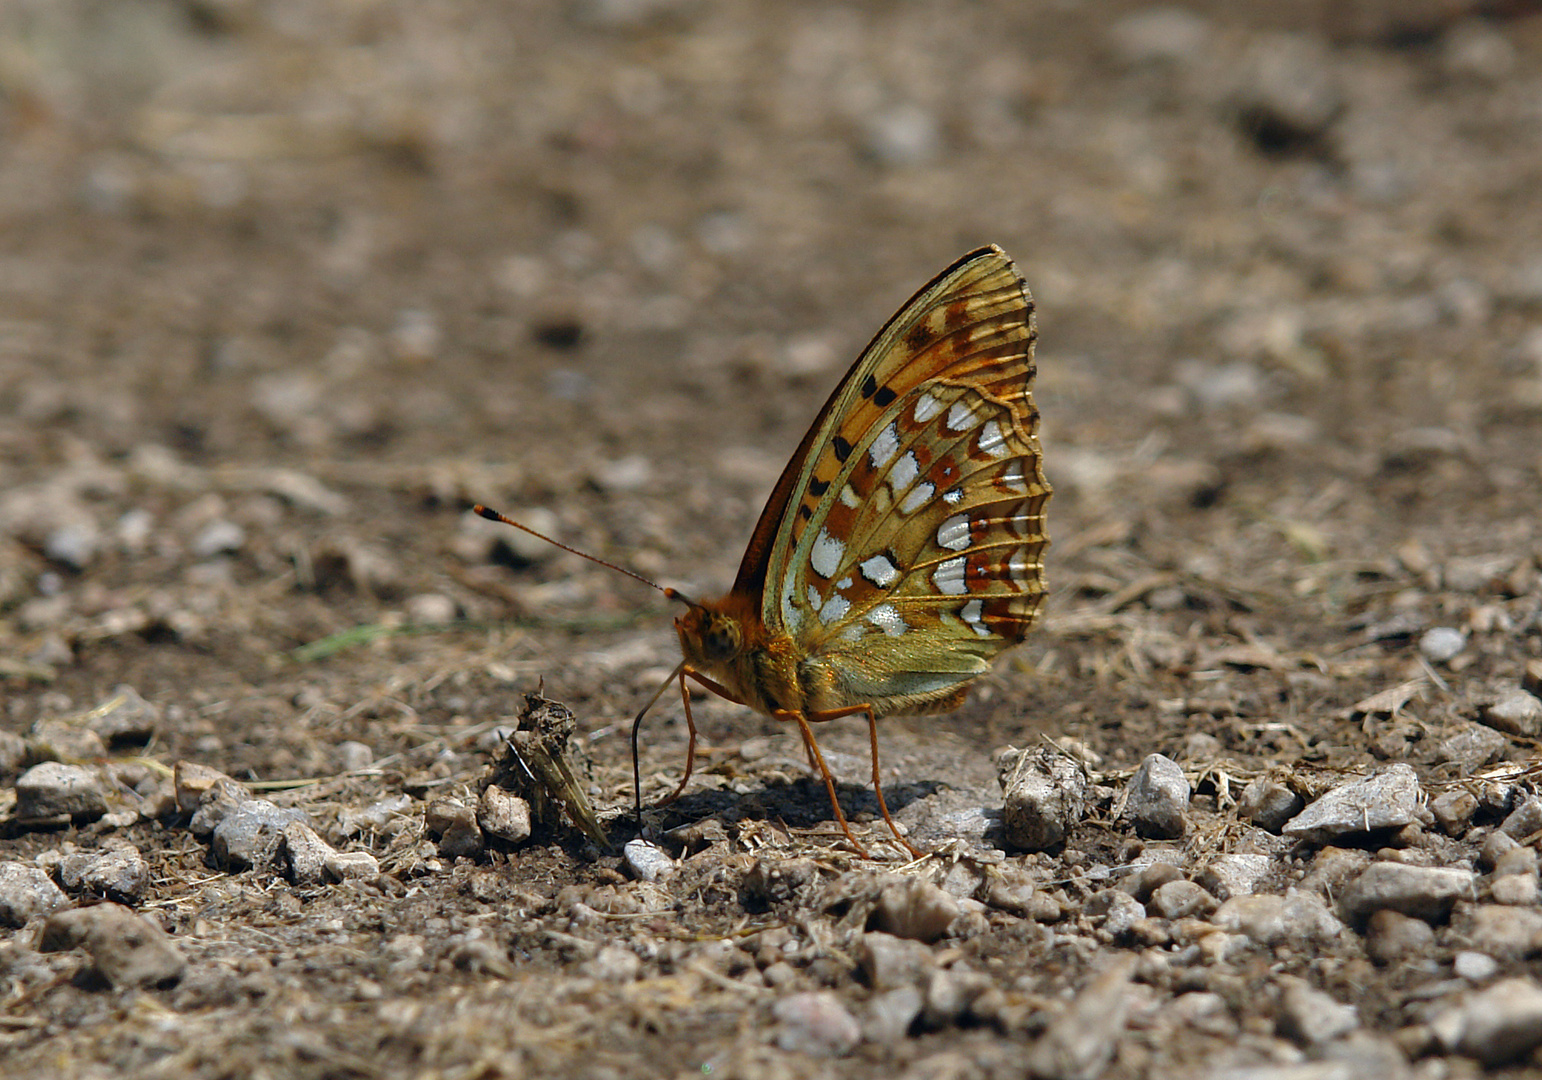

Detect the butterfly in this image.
[478,244,1050,857]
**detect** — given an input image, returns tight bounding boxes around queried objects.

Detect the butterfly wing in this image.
[737,245,1050,716]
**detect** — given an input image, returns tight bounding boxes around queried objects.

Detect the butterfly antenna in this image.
[472,504,689,601]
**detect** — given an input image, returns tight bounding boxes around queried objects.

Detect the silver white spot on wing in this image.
[868,422,900,469]
[977,419,1009,459]
[960,598,991,637]
[860,553,900,587]
[913,392,943,423]
[934,556,968,596]
[998,462,1028,494]
[810,527,844,579]
[819,593,851,625]
[783,584,803,634]
[899,481,935,515]
[867,603,907,637]
[937,513,971,551]
[943,486,963,505]
[839,484,861,508]
[889,451,919,492]
[946,400,979,432]
[806,584,821,609]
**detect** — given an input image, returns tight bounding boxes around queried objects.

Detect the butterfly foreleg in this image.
[655,667,748,808]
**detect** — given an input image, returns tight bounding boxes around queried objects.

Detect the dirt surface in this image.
[4,2,1542,1077]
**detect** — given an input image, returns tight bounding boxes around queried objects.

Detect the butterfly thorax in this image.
[674,594,833,718]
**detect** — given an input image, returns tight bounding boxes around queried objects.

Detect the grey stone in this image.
[1492,870,1539,906]
[187,778,255,837]
[1233,33,1342,146]
[1420,626,1467,663]
[336,740,374,772]
[0,729,25,776]
[0,862,69,927]
[1500,795,1542,839]
[1454,950,1500,982]
[921,966,993,1029]
[174,761,247,816]
[56,843,148,903]
[1120,861,1184,901]
[1197,854,1275,900]
[1278,977,1359,1047]
[1024,956,1138,1080]
[279,821,335,886]
[772,991,861,1057]
[1469,905,1542,959]
[863,986,923,1044]
[324,848,380,881]
[1494,844,1538,877]
[1148,880,1217,920]
[84,685,159,745]
[28,719,106,763]
[1239,777,1304,833]
[1365,909,1435,965]
[44,521,101,569]
[622,839,674,883]
[1339,862,1476,922]
[212,799,311,869]
[1431,789,1479,837]
[40,903,186,989]
[580,944,641,983]
[1435,723,1509,768]
[1283,765,1420,844]
[1087,889,1145,940]
[1433,977,1542,1065]
[859,932,936,992]
[1479,691,1542,738]
[1479,828,1519,870]
[423,797,483,858]
[477,785,532,845]
[1125,753,1190,839]
[1211,893,1344,947]
[873,877,959,944]
[14,762,108,824]
[998,746,1086,851]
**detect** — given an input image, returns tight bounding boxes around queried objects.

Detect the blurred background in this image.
[1,0,1539,780]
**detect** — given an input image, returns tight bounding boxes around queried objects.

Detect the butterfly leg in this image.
[779,708,869,859]
[804,703,924,859]
[654,667,749,807]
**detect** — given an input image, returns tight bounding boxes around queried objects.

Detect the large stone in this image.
[39,904,186,989]
[1125,754,1190,840]
[998,746,1086,851]
[1283,765,1420,844]
[1339,862,1476,922]
[14,762,108,824]
[0,862,69,927]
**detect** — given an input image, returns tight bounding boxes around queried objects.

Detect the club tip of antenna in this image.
[472,504,500,521]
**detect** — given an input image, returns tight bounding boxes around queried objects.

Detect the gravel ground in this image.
[3,2,1542,1077]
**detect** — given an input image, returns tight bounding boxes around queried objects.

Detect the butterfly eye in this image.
[702,620,740,661]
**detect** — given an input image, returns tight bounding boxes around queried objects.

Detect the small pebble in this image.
[212,800,312,869]
[1431,789,1479,837]
[1339,862,1476,922]
[0,862,69,927]
[1025,957,1139,1080]
[424,798,483,858]
[337,741,374,772]
[1467,905,1542,959]
[191,519,246,558]
[1433,977,1542,1065]
[44,521,102,569]
[405,592,458,625]
[1238,777,1304,833]
[1454,950,1500,982]
[864,986,923,1044]
[1366,908,1436,965]
[1147,880,1216,920]
[873,877,960,944]
[1277,977,1359,1047]
[1479,691,1542,738]
[859,932,936,992]
[14,762,109,824]
[478,786,533,845]
[1125,753,1190,840]
[56,843,149,903]
[622,839,674,883]
[279,821,337,886]
[742,857,818,906]
[40,903,186,989]
[1196,854,1274,900]
[772,991,861,1057]
[997,745,1087,850]
[1419,626,1467,663]
[1500,795,1542,839]
[922,966,993,1029]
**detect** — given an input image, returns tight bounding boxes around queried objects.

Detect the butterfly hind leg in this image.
[787,705,924,860]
